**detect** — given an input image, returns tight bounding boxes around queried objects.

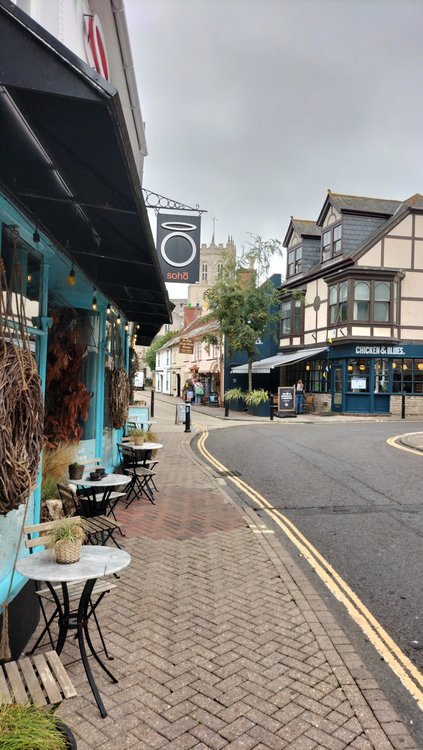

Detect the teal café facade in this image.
[0,2,171,656]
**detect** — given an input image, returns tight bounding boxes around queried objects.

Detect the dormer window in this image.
[287,244,302,277]
[322,224,342,261]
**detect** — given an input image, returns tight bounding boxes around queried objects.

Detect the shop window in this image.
[304,359,330,393]
[322,224,342,261]
[392,358,423,393]
[287,244,302,277]
[374,358,389,393]
[347,358,369,392]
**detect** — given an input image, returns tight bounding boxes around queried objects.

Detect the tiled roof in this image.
[329,192,401,216]
[292,219,320,237]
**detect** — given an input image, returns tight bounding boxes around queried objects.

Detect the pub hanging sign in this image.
[179,339,194,354]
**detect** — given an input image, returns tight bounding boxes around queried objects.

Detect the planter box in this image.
[247,400,271,417]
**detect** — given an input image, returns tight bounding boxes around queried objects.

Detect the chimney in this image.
[184,305,202,327]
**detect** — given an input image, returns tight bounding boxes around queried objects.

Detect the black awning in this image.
[0,0,171,343]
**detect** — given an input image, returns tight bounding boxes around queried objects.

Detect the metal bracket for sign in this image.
[143,188,207,215]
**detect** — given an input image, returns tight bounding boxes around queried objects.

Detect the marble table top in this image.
[68,473,131,488]
[16,546,131,583]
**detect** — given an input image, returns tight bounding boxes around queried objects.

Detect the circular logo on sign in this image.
[160,219,198,268]
[160,232,197,268]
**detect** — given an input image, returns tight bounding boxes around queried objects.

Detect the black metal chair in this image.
[117,444,156,505]
[57,483,122,549]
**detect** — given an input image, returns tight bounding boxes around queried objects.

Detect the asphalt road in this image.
[202,421,423,676]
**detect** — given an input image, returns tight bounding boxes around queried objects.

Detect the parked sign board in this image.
[175,403,190,424]
[277,386,295,413]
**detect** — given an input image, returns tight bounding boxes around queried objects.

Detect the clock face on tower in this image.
[157,213,201,283]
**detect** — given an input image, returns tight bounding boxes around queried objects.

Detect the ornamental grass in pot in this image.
[128,428,145,445]
[0,701,77,749]
[44,516,86,564]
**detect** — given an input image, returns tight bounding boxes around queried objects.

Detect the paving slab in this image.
[26,392,419,749]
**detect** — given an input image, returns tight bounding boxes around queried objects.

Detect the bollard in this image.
[401,392,406,419]
[151,389,155,418]
[184,402,191,432]
[269,399,274,421]
[224,400,229,418]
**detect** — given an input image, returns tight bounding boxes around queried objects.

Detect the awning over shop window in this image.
[231,346,328,374]
[0,1,172,344]
[198,360,218,374]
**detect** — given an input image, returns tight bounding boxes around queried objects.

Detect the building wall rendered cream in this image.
[373,327,392,337]
[401,271,423,297]
[383,237,412,268]
[415,215,423,236]
[401,300,423,325]
[351,326,371,336]
[389,215,413,236]
[323,207,341,227]
[414,240,423,269]
[356,242,382,267]
[400,328,423,340]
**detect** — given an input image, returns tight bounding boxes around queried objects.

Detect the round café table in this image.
[17,546,131,718]
[68,472,130,518]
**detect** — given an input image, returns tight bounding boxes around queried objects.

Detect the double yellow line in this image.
[197,427,423,710]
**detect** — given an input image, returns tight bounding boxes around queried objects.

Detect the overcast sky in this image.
[125,0,423,279]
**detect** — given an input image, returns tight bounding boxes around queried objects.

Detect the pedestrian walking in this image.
[194,380,204,405]
[295,378,305,414]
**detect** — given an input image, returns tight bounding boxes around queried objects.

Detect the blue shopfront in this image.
[328,343,423,414]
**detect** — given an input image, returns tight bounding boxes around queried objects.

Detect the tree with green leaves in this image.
[145,330,176,372]
[204,235,282,392]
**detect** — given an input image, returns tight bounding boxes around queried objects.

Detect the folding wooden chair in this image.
[24,522,116,657]
[57,483,122,549]
[117,444,156,505]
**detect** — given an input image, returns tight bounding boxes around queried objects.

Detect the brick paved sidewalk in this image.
[45,424,418,749]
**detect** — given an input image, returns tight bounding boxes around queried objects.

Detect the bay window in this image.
[327,274,397,327]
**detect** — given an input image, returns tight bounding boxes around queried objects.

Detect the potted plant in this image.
[243,388,271,416]
[68,461,84,480]
[0,702,77,748]
[44,516,86,564]
[223,387,244,412]
[128,428,145,446]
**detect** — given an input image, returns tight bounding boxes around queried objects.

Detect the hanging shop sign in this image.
[179,339,194,354]
[84,14,110,81]
[157,212,201,283]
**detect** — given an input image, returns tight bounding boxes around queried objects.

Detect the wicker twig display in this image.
[110,366,130,428]
[0,236,44,514]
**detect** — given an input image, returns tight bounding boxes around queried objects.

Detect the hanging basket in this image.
[55,540,81,565]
